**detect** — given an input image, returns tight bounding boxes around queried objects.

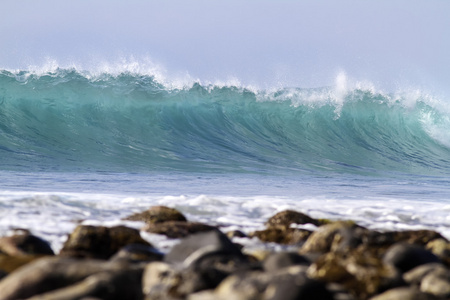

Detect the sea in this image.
[1,64,450,252]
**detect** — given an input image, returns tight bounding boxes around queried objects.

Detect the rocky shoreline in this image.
[0,206,449,299]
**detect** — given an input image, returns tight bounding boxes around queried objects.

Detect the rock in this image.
[0,230,54,256]
[368,230,444,248]
[143,221,217,239]
[300,221,364,254]
[142,231,252,299]
[420,267,450,298]
[26,267,144,300]
[123,205,187,224]
[60,225,151,259]
[308,248,401,299]
[403,263,446,285]
[250,228,311,245]
[369,287,438,300]
[110,243,164,263]
[212,266,332,300]
[266,210,321,229]
[426,238,450,265]
[0,254,44,274]
[0,257,133,300]
[263,252,310,272]
[383,243,440,273]
[164,230,244,266]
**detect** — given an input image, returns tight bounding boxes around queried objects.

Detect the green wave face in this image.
[1,69,450,175]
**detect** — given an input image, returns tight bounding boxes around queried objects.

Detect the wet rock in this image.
[300,220,365,254]
[403,263,446,285]
[420,267,450,298]
[110,243,164,263]
[0,257,132,300]
[26,267,144,300]
[60,225,151,259]
[250,227,311,245]
[0,230,54,256]
[143,221,217,239]
[266,210,321,229]
[383,243,440,273]
[369,287,438,300]
[123,205,187,224]
[263,252,310,272]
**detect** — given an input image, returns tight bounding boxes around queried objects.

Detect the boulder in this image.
[123,205,187,224]
[60,225,151,259]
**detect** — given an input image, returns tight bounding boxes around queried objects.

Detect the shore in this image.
[0,205,449,300]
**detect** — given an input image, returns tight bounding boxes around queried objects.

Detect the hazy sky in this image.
[1,0,449,92]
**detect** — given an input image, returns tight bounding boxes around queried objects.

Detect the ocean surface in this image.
[1,67,450,252]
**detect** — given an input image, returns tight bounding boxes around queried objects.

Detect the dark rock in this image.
[369,287,439,300]
[60,225,151,259]
[266,210,321,229]
[123,205,187,224]
[0,257,134,300]
[0,230,54,256]
[143,221,217,239]
[164,230,244,266]
[263,252,310,272]
[420,267,450,298]
[383,243,440,273]
[110,243,164,263]
[26,267,144,300]
[250,228,311,245]
[403,263,446,285]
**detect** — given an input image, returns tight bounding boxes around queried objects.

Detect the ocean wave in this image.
[1,68,449,175]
